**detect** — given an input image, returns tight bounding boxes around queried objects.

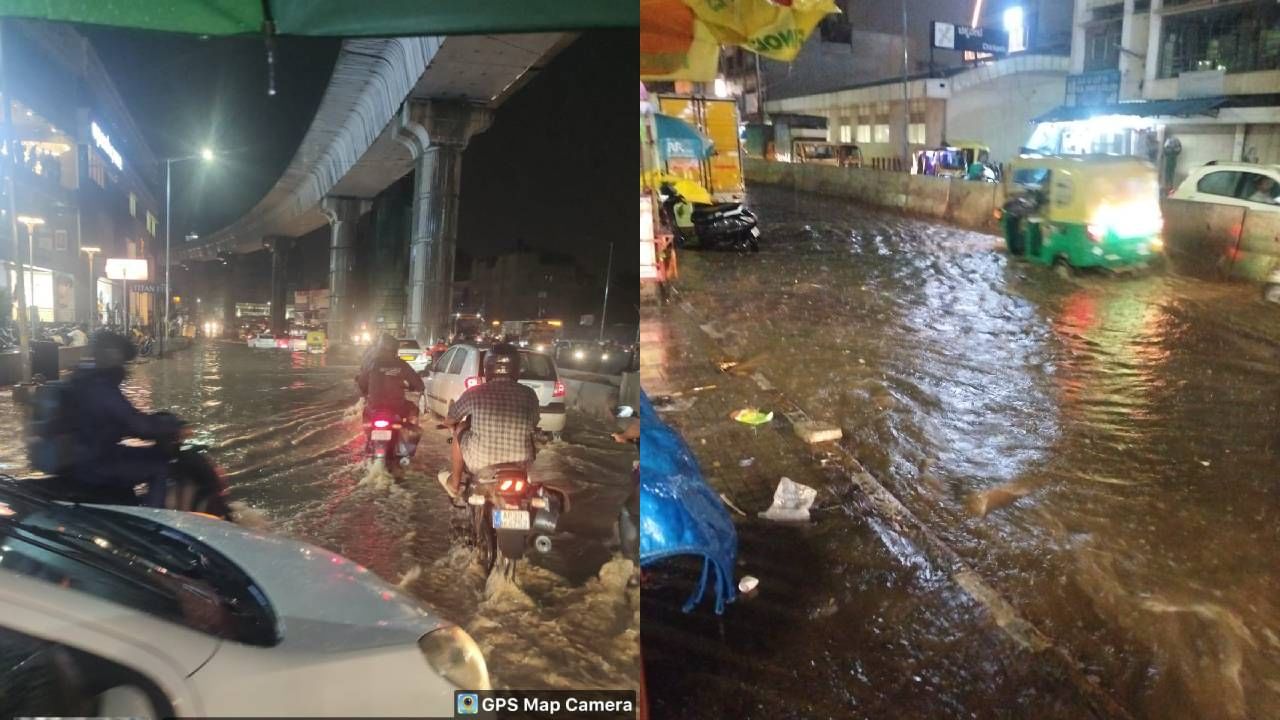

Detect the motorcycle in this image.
[462,463,566,579]
[23,434,233,520]
[444,421,567,578]
[362,392,421,474]
[659,182,760,253]
[1264,268,1280,304]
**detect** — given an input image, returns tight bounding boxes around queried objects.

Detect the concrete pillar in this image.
[395,100,492,346]
[320,197,370,344]
[266,236,292,333]
[221,255,237,333]
[1144,0,1164,95]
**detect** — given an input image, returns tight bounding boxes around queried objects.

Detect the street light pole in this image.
[162,157,171,357]
[80,245,100,333]
[599,241,613,342]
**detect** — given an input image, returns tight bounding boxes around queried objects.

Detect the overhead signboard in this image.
[1065,69,1121,107]
[90,121,123,171]
[130,283,164,294]
[104,258,148,281]
[931,21,1008,54]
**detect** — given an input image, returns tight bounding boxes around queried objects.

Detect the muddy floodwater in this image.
[659,185,1280,719]
[0,341,639,691]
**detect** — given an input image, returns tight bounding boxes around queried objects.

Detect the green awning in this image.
[0,0,637,36]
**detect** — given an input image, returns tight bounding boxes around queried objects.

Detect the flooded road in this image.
[0,341,639,691]
[661,185,1280,719]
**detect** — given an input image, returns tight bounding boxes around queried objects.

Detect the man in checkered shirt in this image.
[443,343,540,497]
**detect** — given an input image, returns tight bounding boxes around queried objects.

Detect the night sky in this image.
[80,27,638,306]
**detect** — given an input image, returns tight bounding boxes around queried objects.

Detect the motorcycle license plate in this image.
[371,429,393,441]
[750,227,761,237]
[493,509,530,531]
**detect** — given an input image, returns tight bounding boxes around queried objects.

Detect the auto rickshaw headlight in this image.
[1150,236,1164,252]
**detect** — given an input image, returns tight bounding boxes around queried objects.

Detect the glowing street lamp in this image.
[162,147,216,356]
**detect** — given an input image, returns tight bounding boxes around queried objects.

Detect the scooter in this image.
[1264,268,1280,304]
[659,183,760,253]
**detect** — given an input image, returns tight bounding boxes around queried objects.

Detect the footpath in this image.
[640,286,1127,719]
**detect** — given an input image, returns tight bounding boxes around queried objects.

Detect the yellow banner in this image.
[687,0,838,62]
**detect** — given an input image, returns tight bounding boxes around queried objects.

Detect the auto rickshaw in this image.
[999,155,1163,276]
[305,328,327,354]
[793,140,863,168]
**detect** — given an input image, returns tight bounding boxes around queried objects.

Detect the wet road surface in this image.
[645,185,1280,719]
[0,341,639,691]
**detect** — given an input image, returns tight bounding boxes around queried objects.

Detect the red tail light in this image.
[465,376,483,389]
[276,339,289,348]
[499,478,527,495]
[373,419,390,429]
[553,379,565,398]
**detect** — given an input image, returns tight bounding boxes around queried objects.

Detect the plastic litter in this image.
[738,456,755,467]
[616,405,635,418]
[758,477,818,522]
[719,493,748,517]
[738,575,759,594]
[732,408,774,425]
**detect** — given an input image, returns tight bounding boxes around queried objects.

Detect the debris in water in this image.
[759,477,817,522]
[228,501,271,531]
[738,456,756,467]
[808,596,838,619]
[718,361,739,372]
[738,575,759,594]
[719,493,748,517]
[967,481,1035,517]
[732,408,774,425]
[397,564,422,589]
[1199,460,1211,466]
[652,395,697,412]
[615,405,634,418]
[793,420,842,444]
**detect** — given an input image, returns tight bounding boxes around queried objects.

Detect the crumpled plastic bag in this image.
[758,477,817,522]
[732,408,774,425]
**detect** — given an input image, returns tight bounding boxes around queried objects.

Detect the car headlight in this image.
[573,350,585,360]
[601,353,609,360]
[418,626,490,691]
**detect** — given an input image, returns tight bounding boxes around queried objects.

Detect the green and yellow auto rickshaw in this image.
[999,155,1163,276]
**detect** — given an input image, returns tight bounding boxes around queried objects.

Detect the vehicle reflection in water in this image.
[672,185,1280,719]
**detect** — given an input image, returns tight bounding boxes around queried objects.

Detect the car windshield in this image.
[0,481,278,646]
[399,340,421,350]
[520,351,557,381]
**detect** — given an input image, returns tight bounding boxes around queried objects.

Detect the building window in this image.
[146,211,157,237]
[88,152,106,188]
[839,123,852,143]
[873,120,891,144]
[856,124,871,144]
[54,230,67,251]
[129,192,137,217]
[37,229,51,251]
[1159,4,1280,79]
[1085,21,1122,72]
[908,118,926,145]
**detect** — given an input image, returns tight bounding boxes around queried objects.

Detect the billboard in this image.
[931,21,1008,55]
[104,258,148,281]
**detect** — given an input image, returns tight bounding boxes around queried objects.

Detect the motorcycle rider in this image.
[442,343,540,499]
[357,333,424,427]
[65,330,184,506]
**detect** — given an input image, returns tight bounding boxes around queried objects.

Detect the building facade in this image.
[0,20,163,330]
[1035,0,1280,185]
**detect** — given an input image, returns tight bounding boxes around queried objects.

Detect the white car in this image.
[247,332,282,349]
[423,344,567,435]
[0,482,489,717]
[1170,162,1280,211]
[396,339,430,372]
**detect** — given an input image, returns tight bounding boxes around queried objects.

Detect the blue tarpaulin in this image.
[654,113,714,164]
[639,391,738,614]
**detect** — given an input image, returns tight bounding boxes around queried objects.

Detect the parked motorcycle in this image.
[659,182,760,253]
[1264,268,1280,304]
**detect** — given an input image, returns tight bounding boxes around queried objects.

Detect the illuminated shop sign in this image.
[90,121,123,171]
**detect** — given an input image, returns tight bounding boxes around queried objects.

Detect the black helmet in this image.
[483,343,520,381]
[377,333,398,354]
[90,330,136,369]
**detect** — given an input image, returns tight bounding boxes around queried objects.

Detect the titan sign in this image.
[90,121,123,171]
